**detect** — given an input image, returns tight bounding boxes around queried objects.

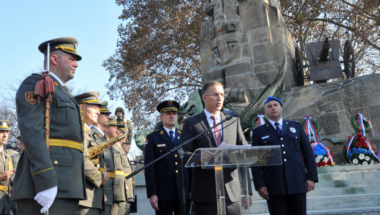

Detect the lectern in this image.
[185,145,282,214]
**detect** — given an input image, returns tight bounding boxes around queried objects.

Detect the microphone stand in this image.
[125,113,236,215]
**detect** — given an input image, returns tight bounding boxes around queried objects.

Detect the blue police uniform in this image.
[251,120,318,215]
[144,127,191,215]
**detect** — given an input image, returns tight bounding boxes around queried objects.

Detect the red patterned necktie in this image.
[211,115,222,146]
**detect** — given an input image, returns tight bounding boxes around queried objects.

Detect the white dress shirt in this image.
[48,71,65,86]
[268,118,283,131]
[90,125,105,137]
[163,126,176,140]
[204,109,223,137]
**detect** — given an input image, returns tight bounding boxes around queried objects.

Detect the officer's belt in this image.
[107,172,115,178]
[0,185,8,192]
[49,139,83,152]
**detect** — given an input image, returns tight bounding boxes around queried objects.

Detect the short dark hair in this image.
[202,81,223,95]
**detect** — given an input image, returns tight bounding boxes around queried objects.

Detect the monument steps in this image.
[249,164,380,214]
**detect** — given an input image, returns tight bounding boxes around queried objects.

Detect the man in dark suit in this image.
[180,81,251,215]
[144,100,190,215]
[251,97,318,215]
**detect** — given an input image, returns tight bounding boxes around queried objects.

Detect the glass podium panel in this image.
[185,146,282,215]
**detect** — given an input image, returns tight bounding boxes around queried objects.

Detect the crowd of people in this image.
[0,36,319,215]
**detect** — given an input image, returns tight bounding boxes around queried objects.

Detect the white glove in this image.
[34,186,58,213]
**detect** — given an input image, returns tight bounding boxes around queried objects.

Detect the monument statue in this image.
[200,0,295,102]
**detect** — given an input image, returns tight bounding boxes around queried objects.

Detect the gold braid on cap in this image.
[83,99,100,104]
[0,126,9,130]
[160,107,178,112]
[56,46,77,53]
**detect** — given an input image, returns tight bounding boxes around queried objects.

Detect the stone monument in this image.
[200,0,295,102]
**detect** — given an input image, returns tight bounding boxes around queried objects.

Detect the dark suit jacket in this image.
[144,127,190,201]
[14,73,86,200]
[180,111,248,203]
[251,120,318,196]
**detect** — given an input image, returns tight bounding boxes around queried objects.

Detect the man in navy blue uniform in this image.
[251,97,318,215]
[144,100,190,215]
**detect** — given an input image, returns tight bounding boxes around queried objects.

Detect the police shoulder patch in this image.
[25,92,37,105]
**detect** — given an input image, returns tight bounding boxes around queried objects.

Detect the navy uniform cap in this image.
[0,120,11,131]
[264,97,283,106]
[156,100,180,113]
[38,37,82,61]
[74,91,101,105]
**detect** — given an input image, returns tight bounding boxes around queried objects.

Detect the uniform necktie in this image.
[169,130,175,143]
[211,116,222,146]
[275,122,282,135]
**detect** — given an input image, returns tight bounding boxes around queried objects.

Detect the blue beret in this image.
[264,97,283,106]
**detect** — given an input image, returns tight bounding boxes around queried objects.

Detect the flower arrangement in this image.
[313,143,334,167]
[345,133,377,165]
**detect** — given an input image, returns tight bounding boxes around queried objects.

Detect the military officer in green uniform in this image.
[115,108,133,143]
[120,140,135,215]
[91,102,114,215]
[110,125,129,215]
[0,120,15,215]
[75,92,110,215]
[14,37,86,215]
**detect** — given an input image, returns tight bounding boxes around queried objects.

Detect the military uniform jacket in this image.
[144,127,190,201]
[122,152,135,202]
[9,151,20,212]
[251,120,319,196]
[112,144,127,202]
[181,111,251,203]
[79,128,105,209]
[0,151,13,214]
[14,74,86,200]
[91,127,114,206]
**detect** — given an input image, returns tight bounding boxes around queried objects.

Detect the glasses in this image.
[204,93,226,98]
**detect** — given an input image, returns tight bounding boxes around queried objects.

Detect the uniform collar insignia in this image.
[160,130,164,135]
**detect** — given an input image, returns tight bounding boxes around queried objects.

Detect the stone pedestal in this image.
[200,0,295,101]
[282,74,380,164]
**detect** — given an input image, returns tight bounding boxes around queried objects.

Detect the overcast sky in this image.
[0,0,143,158]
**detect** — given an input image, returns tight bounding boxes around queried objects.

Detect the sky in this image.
[0,0,143,158]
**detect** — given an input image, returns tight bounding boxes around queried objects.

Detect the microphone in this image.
[223,109,239,120]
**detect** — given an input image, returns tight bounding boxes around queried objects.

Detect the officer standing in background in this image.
[92,103,114,215]
[75,92,110,215]
[110,125,128,215]
[0,120,14,215]
[9,136,23,215]
[178,114,190,130]
[115,108,133,143]
[14,37,86,215]
[251,97,318,215]
[121,140,135,215]
[144,101,190,215]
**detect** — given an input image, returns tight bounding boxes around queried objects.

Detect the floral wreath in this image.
[351,115,372,134]
[300,118,320,134]
[250,114,269,130]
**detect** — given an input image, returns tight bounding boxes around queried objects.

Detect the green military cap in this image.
[74,91,101,105]
[0,120,11,131]
[108,116,120,126]
[99,101,111,114]
[38,37,82,61]
[156,100,180,113]
[115,107,125,115]
[178,114,190,124]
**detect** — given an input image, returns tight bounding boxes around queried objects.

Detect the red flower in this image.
[356,142,363,147]
[360,137,366,143]
[320,161,327,167]
[345,145,348,151]
[330,151,334,156]
[357,133,363,138]
[316,163,320,167]
[363,142,369,148]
